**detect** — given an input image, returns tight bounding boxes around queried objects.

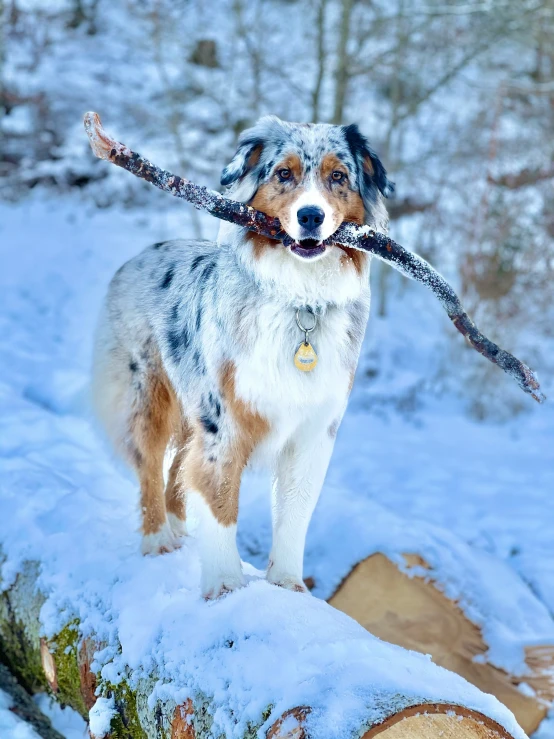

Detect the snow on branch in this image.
[84,112,545,404]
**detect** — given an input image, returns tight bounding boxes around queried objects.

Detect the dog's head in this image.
[221,116,394,263]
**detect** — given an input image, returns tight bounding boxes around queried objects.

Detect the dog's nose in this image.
[297,206,325,231]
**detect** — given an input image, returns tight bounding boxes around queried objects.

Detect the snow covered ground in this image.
[0,690,40,739]
[0,689,86,739]
[33,695,87,739]
[0,193,553,737]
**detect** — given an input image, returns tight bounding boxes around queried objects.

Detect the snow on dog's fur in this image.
[92,116,394,599]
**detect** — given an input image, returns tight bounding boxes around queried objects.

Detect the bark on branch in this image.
[83,112,545,404]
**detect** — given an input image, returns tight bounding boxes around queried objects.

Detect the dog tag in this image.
[294,342,318,372]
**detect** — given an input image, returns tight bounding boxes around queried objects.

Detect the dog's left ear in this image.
[343,124,395,204]
[220,135,263,188]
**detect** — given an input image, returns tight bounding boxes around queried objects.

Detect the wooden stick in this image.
[83,112,545,403]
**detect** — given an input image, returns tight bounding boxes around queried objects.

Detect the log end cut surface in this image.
[363,704,514,739]
[329,554,551,735]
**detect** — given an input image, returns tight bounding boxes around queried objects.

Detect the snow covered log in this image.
[0,382,546,739]
[328,553,554,736]
[0,552,528,739]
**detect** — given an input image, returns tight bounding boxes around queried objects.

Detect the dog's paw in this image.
[141,521,181,556]
[267,569,309,594]
[167,512,188,539]
[202,573,244,601]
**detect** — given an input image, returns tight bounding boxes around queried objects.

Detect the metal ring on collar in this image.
[296,306,317,333]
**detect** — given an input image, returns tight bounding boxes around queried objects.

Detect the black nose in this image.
[297,206,325,231]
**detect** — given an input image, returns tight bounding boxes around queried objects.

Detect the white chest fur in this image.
[232,300,361,463]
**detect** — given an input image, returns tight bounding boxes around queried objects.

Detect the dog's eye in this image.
[331,170,345,182]
[277,168,292,181]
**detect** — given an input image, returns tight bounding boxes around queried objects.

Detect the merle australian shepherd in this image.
[92,116,394,599]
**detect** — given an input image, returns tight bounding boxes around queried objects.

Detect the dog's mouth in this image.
[289,238,326,260]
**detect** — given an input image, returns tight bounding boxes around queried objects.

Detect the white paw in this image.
[267,568,309,594]
[202,572,244,601]
[167,512,187,539]
[141,521,181,556]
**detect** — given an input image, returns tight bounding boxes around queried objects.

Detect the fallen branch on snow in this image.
[83,112,545,404]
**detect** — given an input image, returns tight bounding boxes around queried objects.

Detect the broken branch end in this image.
[84,111,127,161]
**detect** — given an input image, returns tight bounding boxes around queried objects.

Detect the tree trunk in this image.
[311,0,328,123]
[0,554,526,739]
[331,0,354,124]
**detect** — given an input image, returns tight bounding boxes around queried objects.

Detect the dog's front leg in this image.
[267,424,336,592]
[191,491,244,600]
[184,433,245,600]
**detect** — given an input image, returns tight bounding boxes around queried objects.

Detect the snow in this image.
[0,193,552,737]
[89,696,117,738]
[0,690,40,739]
[33,694,88,739]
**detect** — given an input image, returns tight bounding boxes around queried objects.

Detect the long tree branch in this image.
[83,112,545,404]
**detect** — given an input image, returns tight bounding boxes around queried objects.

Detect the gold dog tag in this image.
[294,342,318,372]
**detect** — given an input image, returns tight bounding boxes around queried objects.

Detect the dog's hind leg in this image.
[127,364,183,554]
[165,439,189,538]
[93,321,181,555]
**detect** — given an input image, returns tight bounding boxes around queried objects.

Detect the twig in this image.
[83,112,545,404]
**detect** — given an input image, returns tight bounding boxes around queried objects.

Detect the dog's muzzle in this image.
[290,206,327,259]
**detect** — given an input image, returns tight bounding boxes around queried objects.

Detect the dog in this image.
[92,116,394,599]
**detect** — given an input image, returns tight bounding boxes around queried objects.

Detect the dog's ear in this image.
[343,124,395,204]
[220,135,264,188]
[221,116,287,198]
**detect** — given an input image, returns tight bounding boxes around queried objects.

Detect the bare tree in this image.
[331,0,355,124]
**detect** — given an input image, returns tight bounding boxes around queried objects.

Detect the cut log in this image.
[265,704,516,739]
[0,550,528,739]
[328,553,554,736]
